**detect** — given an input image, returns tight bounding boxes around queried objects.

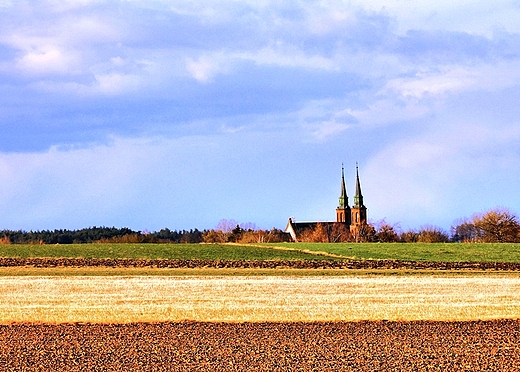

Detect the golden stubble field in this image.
[2,274,520,323]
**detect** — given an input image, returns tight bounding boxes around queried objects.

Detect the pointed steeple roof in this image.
[353,162,364,208]
[338,164,349,208]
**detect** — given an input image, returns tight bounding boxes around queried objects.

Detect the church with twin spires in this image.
[285,165,367,242]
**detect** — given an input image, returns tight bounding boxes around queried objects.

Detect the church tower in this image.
[350,163,367,233]
[336,165,351,224]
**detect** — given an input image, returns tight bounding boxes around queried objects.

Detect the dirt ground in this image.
[1,320,519,371]
[2,257,520,270]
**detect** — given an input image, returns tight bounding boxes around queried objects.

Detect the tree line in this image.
[0,227,205,244]
[1,207,519,244]
[0,222,289,245]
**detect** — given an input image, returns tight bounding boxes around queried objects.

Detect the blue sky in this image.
[1,0,520,232]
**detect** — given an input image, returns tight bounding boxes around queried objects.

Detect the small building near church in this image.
[285,165,367,242]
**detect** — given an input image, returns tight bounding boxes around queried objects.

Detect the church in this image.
[285,165,367,242]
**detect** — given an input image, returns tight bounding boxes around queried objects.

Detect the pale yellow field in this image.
[1,275,520,323]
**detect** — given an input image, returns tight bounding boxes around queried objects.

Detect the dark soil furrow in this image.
[1,257,520,270]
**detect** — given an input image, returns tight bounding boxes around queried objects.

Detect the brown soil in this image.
[0,320,519,371]
[1,257,520,270]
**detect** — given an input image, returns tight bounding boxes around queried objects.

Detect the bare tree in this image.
[355,223,377,242]
[239,222,257,231]
[238,230,263,243]
[417,225,449,243]
[399,230,418,243]
[375,219,399,243]
[473,208,520,243]
[330,223,353,243]
[265,228,291,243]
[215,219,239,233]
[299,223,333,243]
[451,218,479,242]
[240,228,290,243]
[310,223,330,243]
[202,230,228,243]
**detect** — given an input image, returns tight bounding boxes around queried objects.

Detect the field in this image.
[2,242,520,262]
[2,321,519,371]
[1,275,520,323]
[263,242,520,262]
[1,242,520,370]
[0,243,329,260]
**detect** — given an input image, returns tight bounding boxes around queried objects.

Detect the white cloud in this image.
[184,42,338,83]
[290,99,357,141]
[240,43,337,70]
[15,46,77,75]
[1,13,120,77]
[185,57,221,83]
[346,57,520,129]
[385,60,520,100]
[347,97,430,128]
[27,70,144,96]
[306,120,351,142]
[93,72,141,94]
[386,67,476,99]
[302,4,357,36]
[58,15,120,44]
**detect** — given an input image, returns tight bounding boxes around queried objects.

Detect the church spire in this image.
[336,164,351,224]
[338,164,349,208]
[353,162,364,208]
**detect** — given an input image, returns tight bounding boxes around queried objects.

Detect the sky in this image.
[1,0,520,233]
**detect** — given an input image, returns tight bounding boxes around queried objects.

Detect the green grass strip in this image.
[2,242,520,263]
[261,242,520,262]
[0,243,334,261]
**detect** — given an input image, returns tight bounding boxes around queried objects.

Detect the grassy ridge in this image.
[1,242,520,262]
[263,242,520,262]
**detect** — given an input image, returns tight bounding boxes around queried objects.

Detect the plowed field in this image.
[1,320,519,371]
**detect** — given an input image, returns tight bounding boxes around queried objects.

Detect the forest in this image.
[0,227,204,244]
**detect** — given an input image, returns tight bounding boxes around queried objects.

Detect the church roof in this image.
[284,219,335,242]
